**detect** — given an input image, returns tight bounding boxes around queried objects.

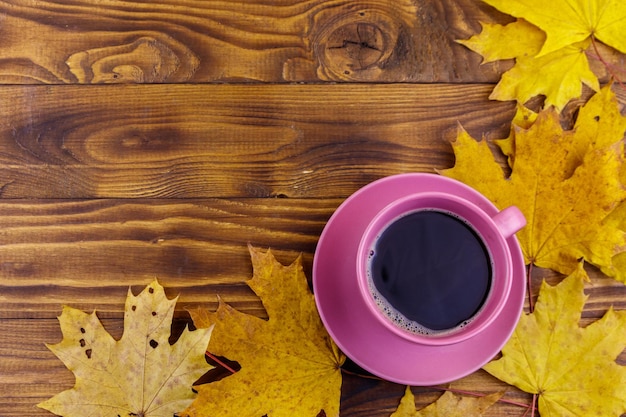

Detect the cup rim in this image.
[356,191,514,346]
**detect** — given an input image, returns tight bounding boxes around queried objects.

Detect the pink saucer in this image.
[313,173,526,385]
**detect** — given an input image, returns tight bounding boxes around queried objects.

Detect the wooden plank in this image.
[1,318,535,417]
[2,0,622,85]
[0,83,516,199]
[2,315,622,416]
[340,369,534,417]
[0,197,342,319]
[1,200,624,416]
[1,198,625,322]
[0,0,510,84]
[0,1,624,414]
[0,319,74,417]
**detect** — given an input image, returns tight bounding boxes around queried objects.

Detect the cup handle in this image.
[491,206,526,238]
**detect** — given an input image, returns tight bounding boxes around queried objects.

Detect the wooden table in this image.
[1,1,625,416]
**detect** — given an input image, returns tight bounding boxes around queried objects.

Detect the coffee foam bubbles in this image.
[365,208,493,337]
[367,250,477,336]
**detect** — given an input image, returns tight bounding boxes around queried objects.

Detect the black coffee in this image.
[368,210,492,334]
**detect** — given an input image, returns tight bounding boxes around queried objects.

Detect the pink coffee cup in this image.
[356,192,526,346]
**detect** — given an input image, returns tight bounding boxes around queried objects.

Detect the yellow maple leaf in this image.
[441,85,626,281]
[391,386,502,417]
[489,39,598,111]
[38,280,213,417]
[483,0,626,57]
[459,1,626,110]
[493,103,538,164]
[457,19,545,63]
[569,82,626,166]
[483,263,626,416]
[181,245,345,417]
[459,19,598,110]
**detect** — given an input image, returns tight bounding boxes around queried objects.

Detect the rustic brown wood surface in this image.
[0,0,625,416]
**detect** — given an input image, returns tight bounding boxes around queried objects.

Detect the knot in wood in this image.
[66,36,199,83]
[311,4,416,81]
[326,22,385,73]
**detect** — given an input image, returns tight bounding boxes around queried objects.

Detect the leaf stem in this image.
[205,351,238,374]
[589,35,625,92]
[527,263,535,313]
[340,367,384,380]
[520,394,538,417]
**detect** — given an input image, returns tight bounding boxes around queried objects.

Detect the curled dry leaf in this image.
[390,386,502,417]
[182,245,345,417]
[38,280,213,417]
[441,85,626,282]
[483,263,626,416]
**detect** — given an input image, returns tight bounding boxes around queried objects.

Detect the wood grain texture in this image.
[1,0,626,415]
[0,0,512,84]
[0,198,339,319]
[2,0,623,85]
[2,198,625,320]
[0,318,532,417]
[3,270,626,417]
[1,198,626,416]
[0,83,516,199]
